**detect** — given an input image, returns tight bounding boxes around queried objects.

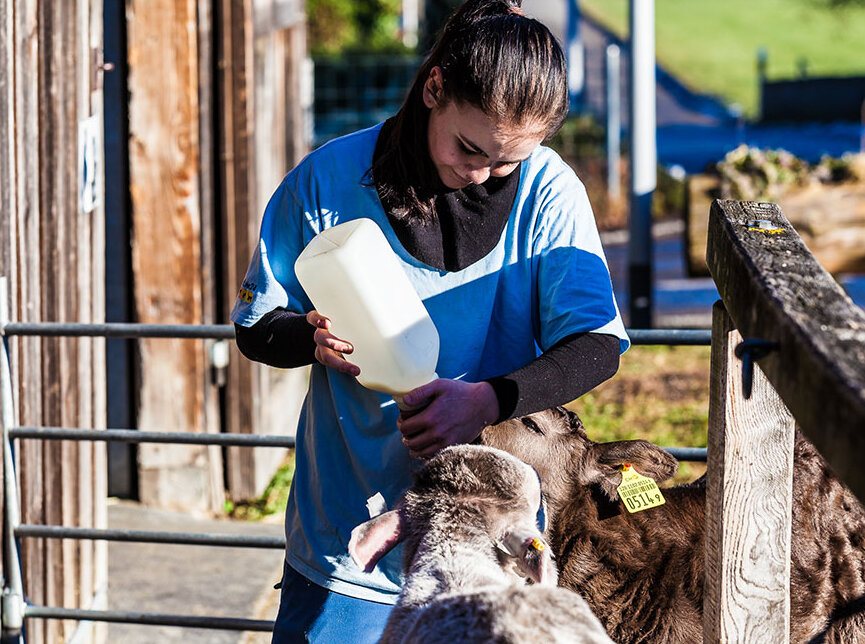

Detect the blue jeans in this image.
[271,561,394,643]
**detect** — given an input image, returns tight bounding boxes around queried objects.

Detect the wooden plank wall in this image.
[222,0,308,500]
[127,0,225,512]
[197,0,227,513]
[125,0,307,505]
[253,13,309,489]
[219,0,262,501]
[0,2,108,643]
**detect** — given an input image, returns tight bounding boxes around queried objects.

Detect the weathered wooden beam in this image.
[706,199,865,502]
[704,302,795,643]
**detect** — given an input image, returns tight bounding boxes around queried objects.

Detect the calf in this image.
[349,444,614,643]
[480,406,865,644]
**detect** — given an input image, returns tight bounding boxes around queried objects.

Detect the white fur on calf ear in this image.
[349,509,404,573]
[497,525,557,586]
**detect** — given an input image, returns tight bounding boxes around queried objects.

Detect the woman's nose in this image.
[465,165,491,184]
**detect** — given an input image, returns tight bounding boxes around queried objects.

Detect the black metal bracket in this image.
[734,339,779,399]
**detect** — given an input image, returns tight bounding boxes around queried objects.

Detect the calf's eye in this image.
[521,418,544,435]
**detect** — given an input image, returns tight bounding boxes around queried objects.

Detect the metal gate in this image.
[0,319,295,641]
[0,311,709,641]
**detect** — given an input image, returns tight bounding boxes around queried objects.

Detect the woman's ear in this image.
[422,66,445,109]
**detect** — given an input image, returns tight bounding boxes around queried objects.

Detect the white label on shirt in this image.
[366,492,388,518]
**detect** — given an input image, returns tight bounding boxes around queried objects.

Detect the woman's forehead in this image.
[447,101,544,159]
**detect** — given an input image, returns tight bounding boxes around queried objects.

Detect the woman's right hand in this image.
[306,310,361,377]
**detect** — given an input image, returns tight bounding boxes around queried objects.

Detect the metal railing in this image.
[0,318,710,640]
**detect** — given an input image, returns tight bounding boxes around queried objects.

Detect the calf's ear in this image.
[498,525,558,586]
[349,509,404,573]
[584,439,679,500]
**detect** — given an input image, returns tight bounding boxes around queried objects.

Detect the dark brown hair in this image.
[371,0,569,223]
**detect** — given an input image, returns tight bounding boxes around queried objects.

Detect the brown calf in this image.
[481,406,865,644]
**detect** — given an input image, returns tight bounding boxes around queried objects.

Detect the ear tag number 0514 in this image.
[617,464,665,513]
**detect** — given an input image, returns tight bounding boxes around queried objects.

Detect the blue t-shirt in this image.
[231,123,629,603]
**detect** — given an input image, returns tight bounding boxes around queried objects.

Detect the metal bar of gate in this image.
[1,321,235,339]
[1,321,714,347]
[0,279,26,637]
[9,427,295,448]
[14,525,284,548]
[8,427,702,460]
[22,606,273,632]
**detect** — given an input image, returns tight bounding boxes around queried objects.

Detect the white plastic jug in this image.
[294,218,439,399]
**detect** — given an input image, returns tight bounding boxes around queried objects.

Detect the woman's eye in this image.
[458,141,477,155]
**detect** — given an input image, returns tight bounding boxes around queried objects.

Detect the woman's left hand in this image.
[396,379,500,459]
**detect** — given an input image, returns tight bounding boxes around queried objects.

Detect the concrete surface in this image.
[107,500,284,644]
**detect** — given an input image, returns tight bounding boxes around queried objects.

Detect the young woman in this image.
[231,1,629,641]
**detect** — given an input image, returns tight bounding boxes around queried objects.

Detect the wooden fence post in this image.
[706,200,865,501]
[704,301,795,642]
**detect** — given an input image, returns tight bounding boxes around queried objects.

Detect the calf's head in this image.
[480,407,679,506]
[349,444,557,585]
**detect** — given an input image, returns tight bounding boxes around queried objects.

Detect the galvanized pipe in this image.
[628,0,657,328]
[9,427,295,448]
[14,525,285,549]
[2,321,712,346]
[664,447,707,462]
[1,321,234,340]
[606,43,622,200]
[628,329,712,346]
[23,605,273,632]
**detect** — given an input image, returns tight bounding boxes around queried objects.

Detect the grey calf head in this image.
[349,444,553,584]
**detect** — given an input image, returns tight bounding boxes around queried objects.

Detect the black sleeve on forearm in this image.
[484,332,620,423]
[234,308,317,369]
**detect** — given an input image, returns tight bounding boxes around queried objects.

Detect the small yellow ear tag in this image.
[617,463,665,513]
[530,538,545,552]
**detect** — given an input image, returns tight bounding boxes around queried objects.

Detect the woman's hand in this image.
[396,379,500,459]
[306,310,360,377]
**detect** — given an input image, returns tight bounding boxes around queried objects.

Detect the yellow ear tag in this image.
[617,463,665,513]
[530,538,545,552]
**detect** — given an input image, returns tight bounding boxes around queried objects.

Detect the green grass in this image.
[580,0,865,117]
[224,452,296,521]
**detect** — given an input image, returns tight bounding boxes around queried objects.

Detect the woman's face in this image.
[423,67,545,190]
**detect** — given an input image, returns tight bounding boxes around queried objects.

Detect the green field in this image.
[580,0,865,117]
